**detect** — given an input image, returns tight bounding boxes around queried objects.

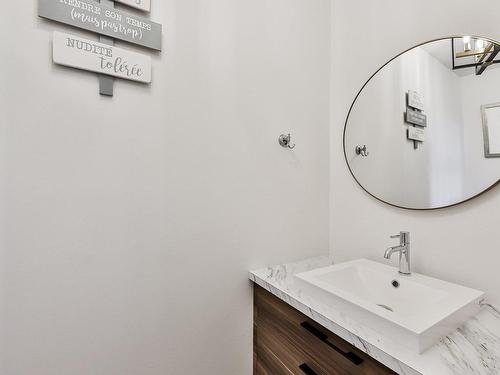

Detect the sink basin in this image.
[294,259,485,353]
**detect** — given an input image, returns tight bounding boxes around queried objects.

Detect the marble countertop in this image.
[249,256,500,375]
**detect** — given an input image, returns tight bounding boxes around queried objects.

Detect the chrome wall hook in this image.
[279,134,296,149]
[355,145,369,157]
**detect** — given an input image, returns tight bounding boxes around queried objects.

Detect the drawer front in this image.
[257,310,347,375]
[254,286,397,375]
[255,336,294,375]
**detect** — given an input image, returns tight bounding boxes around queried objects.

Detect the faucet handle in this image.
[390,231,410,243]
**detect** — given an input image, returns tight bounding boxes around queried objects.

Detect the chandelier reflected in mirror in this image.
[453,36,500,75]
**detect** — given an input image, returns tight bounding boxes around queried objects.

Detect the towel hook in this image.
[279,134,296,149]
[355,145,369,157]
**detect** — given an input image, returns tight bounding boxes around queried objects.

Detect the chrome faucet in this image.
[384,231,411,275]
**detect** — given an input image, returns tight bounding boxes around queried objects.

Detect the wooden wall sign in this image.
[407,90,424,111]
[38,0,162,51]
[115,0,151,12]
[98,0,115,96]
[405,107,427,127]
[408,127,425,142]
[53,31,152,83]
[405,91,426,149]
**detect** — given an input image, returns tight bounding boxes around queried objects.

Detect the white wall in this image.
[331,0,500,306]
[0,1,330,374]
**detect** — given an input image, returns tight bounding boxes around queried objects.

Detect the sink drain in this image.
[377,304,394,312]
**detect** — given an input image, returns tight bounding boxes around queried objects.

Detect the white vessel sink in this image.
[294,259,485,353]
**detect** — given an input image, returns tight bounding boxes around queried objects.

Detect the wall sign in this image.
[405,107,427,127]
[38,0,162,51]
[53,31,152,83]
[407,127,425,142]
[115,0,151,12]
[98,0,115,96]
[408,90,424,111]
[405,90,426,149]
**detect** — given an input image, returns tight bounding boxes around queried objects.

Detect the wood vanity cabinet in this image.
[253,285,397,375]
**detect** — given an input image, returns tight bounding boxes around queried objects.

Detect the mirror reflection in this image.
[344,36,500,209]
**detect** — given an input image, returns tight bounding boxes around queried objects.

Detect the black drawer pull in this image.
[299,363,318,375]
[300,321,363,366]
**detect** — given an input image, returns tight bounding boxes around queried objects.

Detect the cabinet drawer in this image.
[257,311,347,375]
[255,334,294,375]
[254,285,396,375]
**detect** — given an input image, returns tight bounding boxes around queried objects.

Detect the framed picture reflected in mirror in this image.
[481,103,500,158]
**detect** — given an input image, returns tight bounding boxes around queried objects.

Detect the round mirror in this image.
[344,36,500,210]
